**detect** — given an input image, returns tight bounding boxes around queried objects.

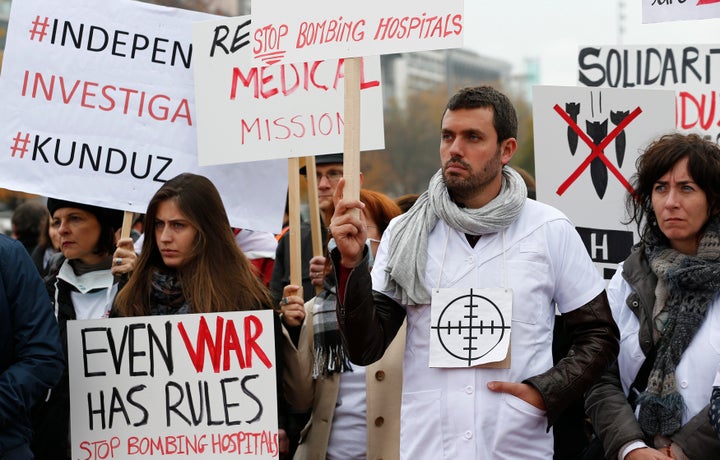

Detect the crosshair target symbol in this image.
[431,290,510,366]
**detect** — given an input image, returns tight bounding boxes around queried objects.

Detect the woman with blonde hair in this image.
[32,197,135,460]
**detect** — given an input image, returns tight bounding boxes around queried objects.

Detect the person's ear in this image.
[500,138,517,165]
[359,172,364,186]
[709,206,720,219]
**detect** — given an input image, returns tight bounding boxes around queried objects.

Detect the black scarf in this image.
[150,270,191,315]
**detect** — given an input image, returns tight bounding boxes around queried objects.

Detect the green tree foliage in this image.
[362,87,448,196]
[510,92,536,178]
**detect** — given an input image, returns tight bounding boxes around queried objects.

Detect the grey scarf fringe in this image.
[312,343,353,379]
[311,286,353,379]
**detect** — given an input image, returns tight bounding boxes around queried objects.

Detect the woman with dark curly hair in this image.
[586,133,720,460]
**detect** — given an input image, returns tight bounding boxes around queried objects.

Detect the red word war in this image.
[177,315,272,373]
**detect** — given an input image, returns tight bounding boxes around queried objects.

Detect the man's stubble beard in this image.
[442,148,502,205]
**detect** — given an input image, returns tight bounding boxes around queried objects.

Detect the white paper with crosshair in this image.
[429,288,512,368]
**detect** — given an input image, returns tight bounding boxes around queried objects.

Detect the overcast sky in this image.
[462,1,720,86]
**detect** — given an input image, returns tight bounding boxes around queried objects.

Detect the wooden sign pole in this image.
[305,156,325,294]
[287,157,303,299]
[305,156,324,258]
[121,211,133,239]
[343,57,362,204]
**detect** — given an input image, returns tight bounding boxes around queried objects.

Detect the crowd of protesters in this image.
[3,85,720,460]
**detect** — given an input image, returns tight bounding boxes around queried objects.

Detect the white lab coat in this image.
[371,199,605,459]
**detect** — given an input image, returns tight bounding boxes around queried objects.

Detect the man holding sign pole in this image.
[328,86,620,458]
[270,152,362,457]
[270,153,363,305]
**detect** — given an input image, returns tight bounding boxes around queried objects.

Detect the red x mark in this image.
[554,104,641,196]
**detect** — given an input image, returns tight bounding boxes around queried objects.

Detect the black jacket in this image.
[269,222,328,306]
[0,236,64,458]
[585,245,720,459]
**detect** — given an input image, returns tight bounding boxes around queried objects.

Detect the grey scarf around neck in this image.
[380,166,527,306]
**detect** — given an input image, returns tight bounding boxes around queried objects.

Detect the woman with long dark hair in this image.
[112,172,288,456]
[113,173,271,315]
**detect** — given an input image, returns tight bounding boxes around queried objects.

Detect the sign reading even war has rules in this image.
[192,16,384,166]
[0,0,287,234]
[642,0,720,24]
[67,311,279,460]
[533,86,675,280]
[248,0,464,65]
[577,44,720,145]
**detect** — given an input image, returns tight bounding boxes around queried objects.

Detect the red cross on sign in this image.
[553,104,641,196]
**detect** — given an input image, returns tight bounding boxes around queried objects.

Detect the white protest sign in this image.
[248,0,464,65]
[67,311,279,459]
[643,0,720,23]
[0,0,286,234]
[192,16,384,166]
[533,86,675,279]
[577,44,720,144]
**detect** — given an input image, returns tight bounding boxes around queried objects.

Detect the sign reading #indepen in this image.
[0,0,287,234]
[249,0,464,65]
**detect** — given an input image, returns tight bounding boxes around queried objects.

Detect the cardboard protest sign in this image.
[191,16,384,166]
[577,44,720,145]
[643,0,720,23]
[533,86,675,279]
[0,0,286,234]
[248,0,464,65]
[67,311,279,460]
[242,0,464,205]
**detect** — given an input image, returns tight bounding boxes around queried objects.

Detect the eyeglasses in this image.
[304,171,343,183]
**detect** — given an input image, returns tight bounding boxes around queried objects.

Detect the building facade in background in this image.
[381,49,512,110]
